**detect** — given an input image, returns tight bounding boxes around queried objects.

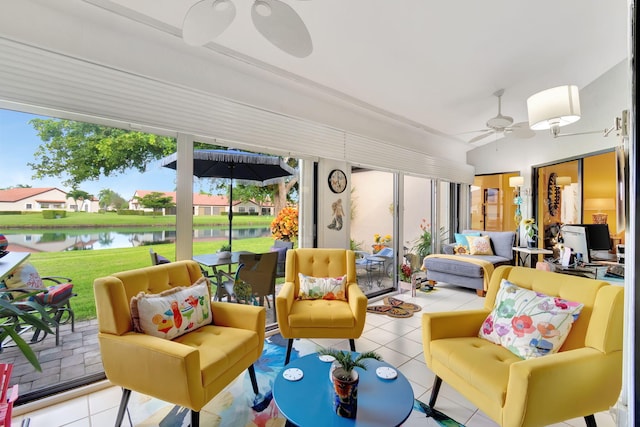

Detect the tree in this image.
[66,189,92,212]
[98,188,127,210]
[135,192,175,215]
[28,119,177,187]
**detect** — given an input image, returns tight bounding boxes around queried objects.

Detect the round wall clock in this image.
[328,169,347,193]
[547,172,560,216]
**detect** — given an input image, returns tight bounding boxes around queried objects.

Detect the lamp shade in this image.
[527,85,581,130]
[583,198,615,212]
[509,176,524,188]
[556,176,572,186]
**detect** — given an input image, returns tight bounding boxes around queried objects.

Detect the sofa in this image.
[423,230,515,296]
[422,265,624,427]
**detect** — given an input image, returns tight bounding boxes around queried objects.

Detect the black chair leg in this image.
[190,409,200,427]
[248,364,259,394]
[584,414,597,427]
[349,339,356,352]
[285,339,294,365]
[428,376,442,408]
[115,388,132,427]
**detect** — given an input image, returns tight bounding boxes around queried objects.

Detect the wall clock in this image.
[328,169,347,193]
[547,172,560,216]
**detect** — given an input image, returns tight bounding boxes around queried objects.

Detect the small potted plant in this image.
[218,243,232,259]
[318,348,382,418]
[522,218,538,248]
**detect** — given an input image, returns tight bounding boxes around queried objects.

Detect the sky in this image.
[0,109,182,199]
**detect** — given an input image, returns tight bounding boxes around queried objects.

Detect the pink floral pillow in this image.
[130,277,212,340]
[465,235,494,255]
[478,279,584,359]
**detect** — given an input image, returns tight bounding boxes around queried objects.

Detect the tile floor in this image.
[12,283,618,427]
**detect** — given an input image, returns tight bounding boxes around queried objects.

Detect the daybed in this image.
[423,230,515,296]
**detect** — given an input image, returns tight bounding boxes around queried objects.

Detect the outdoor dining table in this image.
[193,251,253,301]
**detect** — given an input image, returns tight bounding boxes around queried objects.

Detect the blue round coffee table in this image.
[273,352,414,426]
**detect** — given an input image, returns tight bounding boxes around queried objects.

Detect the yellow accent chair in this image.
[422,265,624,427]
[94,260,266,427]
[276,248,367,364]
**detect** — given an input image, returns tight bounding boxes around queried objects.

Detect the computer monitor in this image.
[580,223,611,251]
[560,225,590,264]
[579,223,612,260]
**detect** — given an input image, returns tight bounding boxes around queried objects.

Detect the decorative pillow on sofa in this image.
[466,235,494,255]
[478,279,584,359]
[453,244,468,255]
[454,232,480,250]
[130,277,212,340]
[297,273,347,301]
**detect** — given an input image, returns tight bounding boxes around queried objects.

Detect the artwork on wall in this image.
[327,198,344,231]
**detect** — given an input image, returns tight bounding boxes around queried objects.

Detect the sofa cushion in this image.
[425,255,509,278]
[466,235,494,255]
[478,279,584,359]
[462,230,516,260]
[297,273,347,300]
[454,232,480,250]
[130,277,212,340]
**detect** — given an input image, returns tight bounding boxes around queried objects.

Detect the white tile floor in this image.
[12,283,617,427]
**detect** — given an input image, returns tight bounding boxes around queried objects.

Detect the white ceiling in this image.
[84,0,629,147]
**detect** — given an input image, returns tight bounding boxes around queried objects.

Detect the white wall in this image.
[467,60,629,216]
[317,160,350,249]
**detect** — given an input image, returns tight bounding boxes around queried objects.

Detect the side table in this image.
[512,247,553,268]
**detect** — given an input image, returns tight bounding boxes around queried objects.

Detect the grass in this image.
[28,237,279,320]
[1,211,274,228]
[2,212,282,321]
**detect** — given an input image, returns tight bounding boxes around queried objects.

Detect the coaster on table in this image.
[376,366,397,380]
[282,368,304,381]
[318,355,335,362]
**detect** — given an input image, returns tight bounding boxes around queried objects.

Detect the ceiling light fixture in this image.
[182,0,313,58]
[527,85,628,138]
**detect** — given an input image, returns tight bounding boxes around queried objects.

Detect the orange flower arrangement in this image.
[271,207,299,241]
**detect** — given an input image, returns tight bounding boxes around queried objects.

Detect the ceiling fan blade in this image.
[456,128,491,136]
[183,0,236,46]
[252,0,313,58]
[510,122,536,139]
[469,131,494,143]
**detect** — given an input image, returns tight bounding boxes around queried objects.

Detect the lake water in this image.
[2,226,271,252]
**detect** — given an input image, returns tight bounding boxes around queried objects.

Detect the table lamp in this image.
[583,198,615,224]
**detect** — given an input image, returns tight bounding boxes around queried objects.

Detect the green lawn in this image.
[1,211,274,228]
[29,237,279,321]
[1,211,281,320]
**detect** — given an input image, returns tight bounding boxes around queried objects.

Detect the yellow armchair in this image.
[422,265,624,427]
[276,248,367,364]
[94,260,265,427]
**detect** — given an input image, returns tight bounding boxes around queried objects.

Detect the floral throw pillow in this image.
[478,279,584,359]
[466,235,494,255]
[298,273,347,301]
[453,244,468,255]
[130,277,212,340]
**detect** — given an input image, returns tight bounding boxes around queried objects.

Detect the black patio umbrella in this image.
[160,149,295,250]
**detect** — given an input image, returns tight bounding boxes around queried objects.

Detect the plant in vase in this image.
[399,263,413,283]
[522,218,538,248]
[411,219,432,259]
[218,243,232,259]
[372,233,392,253]
[317,348,382,418]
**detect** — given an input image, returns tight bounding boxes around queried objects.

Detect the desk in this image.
[512,247,553,268]
[193,251,253,301]
[0,252,30,282]
[273,353,414,427]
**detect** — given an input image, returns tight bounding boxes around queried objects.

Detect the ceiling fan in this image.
[462,89,535,143]
[182,0,313,58]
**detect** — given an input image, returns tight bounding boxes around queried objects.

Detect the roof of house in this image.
[0,187,66,202]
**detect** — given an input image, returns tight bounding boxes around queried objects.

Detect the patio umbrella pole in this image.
[228,164,234,251]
